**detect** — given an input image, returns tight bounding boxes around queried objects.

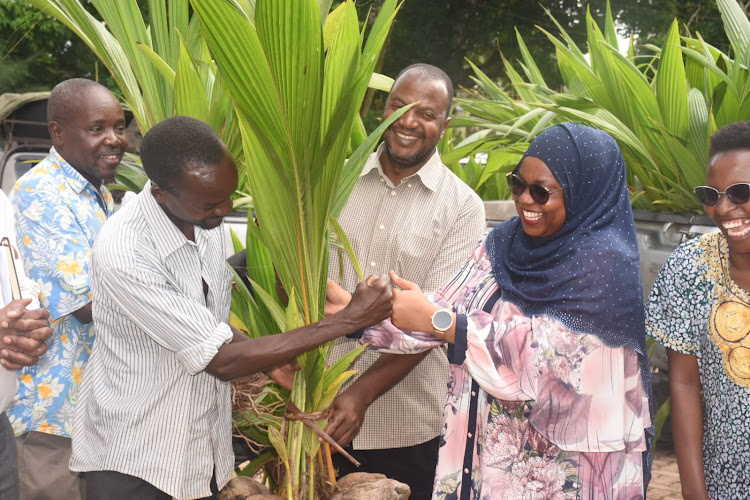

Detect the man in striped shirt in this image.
[70,116,393,500]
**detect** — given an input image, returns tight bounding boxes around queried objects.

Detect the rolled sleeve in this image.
[97,266,232,374]
[360,319,444,353]
[176,322,233,375]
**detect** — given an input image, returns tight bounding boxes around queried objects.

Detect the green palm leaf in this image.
[656,21,689,140]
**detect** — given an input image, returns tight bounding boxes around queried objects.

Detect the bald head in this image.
[48,78,114,125]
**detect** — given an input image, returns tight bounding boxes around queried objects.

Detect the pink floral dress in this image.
[361,238,651,499]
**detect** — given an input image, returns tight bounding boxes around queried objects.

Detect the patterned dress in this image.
[646,231,750,498]
[362,237,651,499]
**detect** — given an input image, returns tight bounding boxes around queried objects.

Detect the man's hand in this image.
[325,279,351,316]
[339,275,392,330]
[324,388,369,447]
[0,300,53,370]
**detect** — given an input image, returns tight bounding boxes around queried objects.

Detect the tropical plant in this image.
[189,1,413,496]
[107,153,148,195]
[437,128,524,201]
[682,0,750,130]
[451,0,750,213]
[0,0,112,92]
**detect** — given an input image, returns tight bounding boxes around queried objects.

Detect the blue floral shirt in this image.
[7,147,113,438]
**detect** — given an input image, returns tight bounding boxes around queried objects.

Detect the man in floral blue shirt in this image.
[7,78,128,500]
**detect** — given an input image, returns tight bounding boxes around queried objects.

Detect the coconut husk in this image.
[217,477,271,500]
[328,472,411,500]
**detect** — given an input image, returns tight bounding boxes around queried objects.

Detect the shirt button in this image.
[471,391,476,397]
[370,262,377,267]
[467,432,473,438]
[379,225,385,230]
[379,178,385,183]
[390,190,396,196]
[464,468,470,474]
[408,183,412,187]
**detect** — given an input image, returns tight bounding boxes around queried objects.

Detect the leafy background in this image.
[1,0,738,94]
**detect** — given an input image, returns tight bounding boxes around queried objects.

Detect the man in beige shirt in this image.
[326,64,485,499]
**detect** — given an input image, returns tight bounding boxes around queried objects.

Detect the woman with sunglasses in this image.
[646,121,750,499]
[328,123,653,498]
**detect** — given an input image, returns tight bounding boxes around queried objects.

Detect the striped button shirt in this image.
[70,183,234,500]
[328,144,485,449]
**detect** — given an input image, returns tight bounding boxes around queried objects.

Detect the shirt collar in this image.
[49,147,115,213]
[139,180,203,260]
[50,147,90,194]
[360,143,444,192]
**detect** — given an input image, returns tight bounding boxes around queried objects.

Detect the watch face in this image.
[433,310,453,330]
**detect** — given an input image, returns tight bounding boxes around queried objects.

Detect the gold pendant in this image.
[710,296,750,387]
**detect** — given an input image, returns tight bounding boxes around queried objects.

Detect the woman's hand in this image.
[266,361,300,391]
[325,279,351,316]
[390,271,438,333]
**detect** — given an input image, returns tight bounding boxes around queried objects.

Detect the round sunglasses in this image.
[506,173,563,205]
[693,183,750,207]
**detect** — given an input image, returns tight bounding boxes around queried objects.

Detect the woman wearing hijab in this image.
[646,121,750,499]
[328,123,653,498]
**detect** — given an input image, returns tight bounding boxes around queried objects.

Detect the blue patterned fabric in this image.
[486,123,646,356]
[647,232,750,497]
[7,147,113,438]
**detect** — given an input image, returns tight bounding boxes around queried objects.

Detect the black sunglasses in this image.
[694,183,750,207]
[506,173,563,205]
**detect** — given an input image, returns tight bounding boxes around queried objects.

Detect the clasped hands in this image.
[325,271,438,337]
[0,298,53,370]
[323,272,441,449]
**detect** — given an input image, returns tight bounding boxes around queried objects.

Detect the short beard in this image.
[385,142,432,169]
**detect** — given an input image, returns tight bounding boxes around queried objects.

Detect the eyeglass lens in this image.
[507,174,552,205]
[694,183,750,207]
